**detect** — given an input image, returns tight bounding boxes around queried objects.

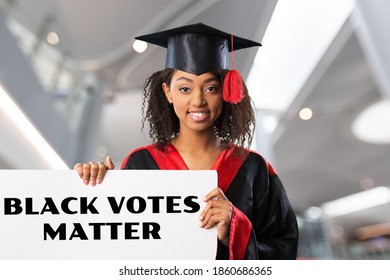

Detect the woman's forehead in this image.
[172,70,218,81]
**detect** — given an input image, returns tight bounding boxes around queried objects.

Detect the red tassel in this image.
[223,34,244,104]
[223,69,244,104]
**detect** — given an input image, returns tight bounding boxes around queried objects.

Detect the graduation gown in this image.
[121,144,298,260]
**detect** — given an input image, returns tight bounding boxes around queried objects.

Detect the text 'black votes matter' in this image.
[2,196,201,241]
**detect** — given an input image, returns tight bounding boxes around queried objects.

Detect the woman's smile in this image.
[188,110,210,121]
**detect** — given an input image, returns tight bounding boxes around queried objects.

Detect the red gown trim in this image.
[146,144,188,170]
[230,206,252,259]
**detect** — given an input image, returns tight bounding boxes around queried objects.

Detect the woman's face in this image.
[163,70,223,135]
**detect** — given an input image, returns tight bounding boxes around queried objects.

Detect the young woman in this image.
[75,23,298,260]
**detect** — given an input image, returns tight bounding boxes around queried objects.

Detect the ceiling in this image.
[275,22,384,210]
[1,0,390,240]
[6,0,271,89]
[2,0,275,165]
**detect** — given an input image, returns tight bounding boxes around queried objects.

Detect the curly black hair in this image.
[141,69,255,150]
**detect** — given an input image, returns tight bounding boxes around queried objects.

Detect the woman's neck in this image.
[171,129,219,153]
[169,129,223,170]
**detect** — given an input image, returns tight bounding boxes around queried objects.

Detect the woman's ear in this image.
[162,83,173,103]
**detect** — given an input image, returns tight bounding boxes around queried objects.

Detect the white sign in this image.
[0,170,217,260]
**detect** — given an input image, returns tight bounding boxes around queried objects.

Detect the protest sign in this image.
[0,170,217,259]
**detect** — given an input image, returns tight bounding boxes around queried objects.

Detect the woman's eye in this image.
[205,85,220,93]
[179,87,190,93]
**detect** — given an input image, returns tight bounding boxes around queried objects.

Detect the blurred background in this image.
[1,0,389,259]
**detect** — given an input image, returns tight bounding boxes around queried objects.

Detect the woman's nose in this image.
[191,88,206,107]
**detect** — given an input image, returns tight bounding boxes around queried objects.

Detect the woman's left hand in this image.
[200,187,233,247]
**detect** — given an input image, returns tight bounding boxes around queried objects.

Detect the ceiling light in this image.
[46,31,60,45]
[0,84,68,169]
[360,178,375,190]
[331,225,344,238]
[352,99,390,144]
[305,206,322,220]
[96,146,108,158]
[132,40,147,53]
[355,223,390,240]
[322,186,390,217]
[299,107,313,120]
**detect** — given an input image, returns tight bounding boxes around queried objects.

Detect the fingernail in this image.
[96,179,101,184]
[83,180,89,185]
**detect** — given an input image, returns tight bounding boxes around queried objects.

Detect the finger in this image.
[89,161,99,186]
[200,207,220,227]
[203,187,226,202]
[203,187,220,201]
[73,163,83,178]
[106,156,115,170]
[201,206,229,228]
[82,163,91,185]
[202,211,230,229]
[96,161,107,184]
[199,200,219,221]
[200,199,230,221]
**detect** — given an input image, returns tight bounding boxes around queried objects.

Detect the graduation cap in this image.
[135,23,261,104]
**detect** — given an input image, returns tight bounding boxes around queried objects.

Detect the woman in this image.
[75,23,298,259]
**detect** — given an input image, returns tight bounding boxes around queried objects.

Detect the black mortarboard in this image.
[135,22,261,75]
[135,23,261,104]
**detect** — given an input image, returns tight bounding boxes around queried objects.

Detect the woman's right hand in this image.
[73,156,115,186]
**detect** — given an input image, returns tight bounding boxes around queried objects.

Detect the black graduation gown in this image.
[121,144,298,260]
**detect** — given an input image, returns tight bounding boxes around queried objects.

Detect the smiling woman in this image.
[75,23,298,260]
[162,71,223,138]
